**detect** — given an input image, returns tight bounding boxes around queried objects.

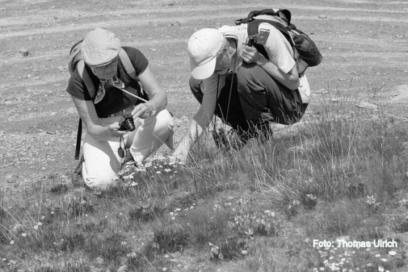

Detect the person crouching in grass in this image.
[172,26,310,164]
[66,28,173,190]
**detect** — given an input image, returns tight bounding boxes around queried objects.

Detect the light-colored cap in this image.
[81,28,121,66]
[187,28,225,80]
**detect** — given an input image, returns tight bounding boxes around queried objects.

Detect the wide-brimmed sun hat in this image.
[81,28,121,66]
[187,28,225,80]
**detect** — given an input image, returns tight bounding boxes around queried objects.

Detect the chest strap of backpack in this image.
[74,48,138,160]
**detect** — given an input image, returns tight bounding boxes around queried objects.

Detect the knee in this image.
[81,163,119,190]
[236,65,274,94]
[236,64,257,83]
[236,65,260,92]
[155,110,174,132]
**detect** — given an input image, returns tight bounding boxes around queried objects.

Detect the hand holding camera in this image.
[118,115,136,131]
[106,122,127,138]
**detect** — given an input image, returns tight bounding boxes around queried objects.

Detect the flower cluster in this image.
[169,203,197,220]
[365,195,381,211]
[229,209,278,237]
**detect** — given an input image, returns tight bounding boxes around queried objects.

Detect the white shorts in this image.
[81,109,174,190]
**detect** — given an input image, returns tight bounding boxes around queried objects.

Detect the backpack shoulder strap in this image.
[73,60,96,160]
[76,59,85,77]
[76,47,138,99]
[118,48,138,81]
[76,59,97,99]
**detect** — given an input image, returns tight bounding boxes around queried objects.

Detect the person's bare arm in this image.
[72,97,126,140]
[131,65,167,119]
[241,45,299,90]
[172,90,217,164]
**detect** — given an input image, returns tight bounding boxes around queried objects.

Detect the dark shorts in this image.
[189,64,307,133]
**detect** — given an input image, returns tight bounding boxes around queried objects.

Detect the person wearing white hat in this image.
[172,23,310,164]
[66,28,173,190]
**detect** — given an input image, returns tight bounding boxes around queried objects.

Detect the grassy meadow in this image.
[1,98,407,272]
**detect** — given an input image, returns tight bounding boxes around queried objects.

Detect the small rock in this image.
[89,266,102,272]
[318,15,328,19]
[18,48,30,57]
[50,183,69,194]
[95,256,104,265]
[170,21,181,26]
[356,101,378,110]
[117,265,127,272]
[389,85,408,104]
[314,89,328,94]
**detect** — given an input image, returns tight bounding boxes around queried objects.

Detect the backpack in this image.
[68,40,145,159]
[235,9,323,75]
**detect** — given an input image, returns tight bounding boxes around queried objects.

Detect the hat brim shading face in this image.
[188,28,226,80]
[89,57,119,80]
[190,57,217,80]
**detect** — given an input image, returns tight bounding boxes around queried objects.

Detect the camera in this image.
[246,36,256,47]
[118,116,135,131]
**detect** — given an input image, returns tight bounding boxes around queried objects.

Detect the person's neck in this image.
[226,38,237,52]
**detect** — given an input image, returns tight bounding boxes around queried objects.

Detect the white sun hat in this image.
[187,28,225,80]
[81,28,121,66]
